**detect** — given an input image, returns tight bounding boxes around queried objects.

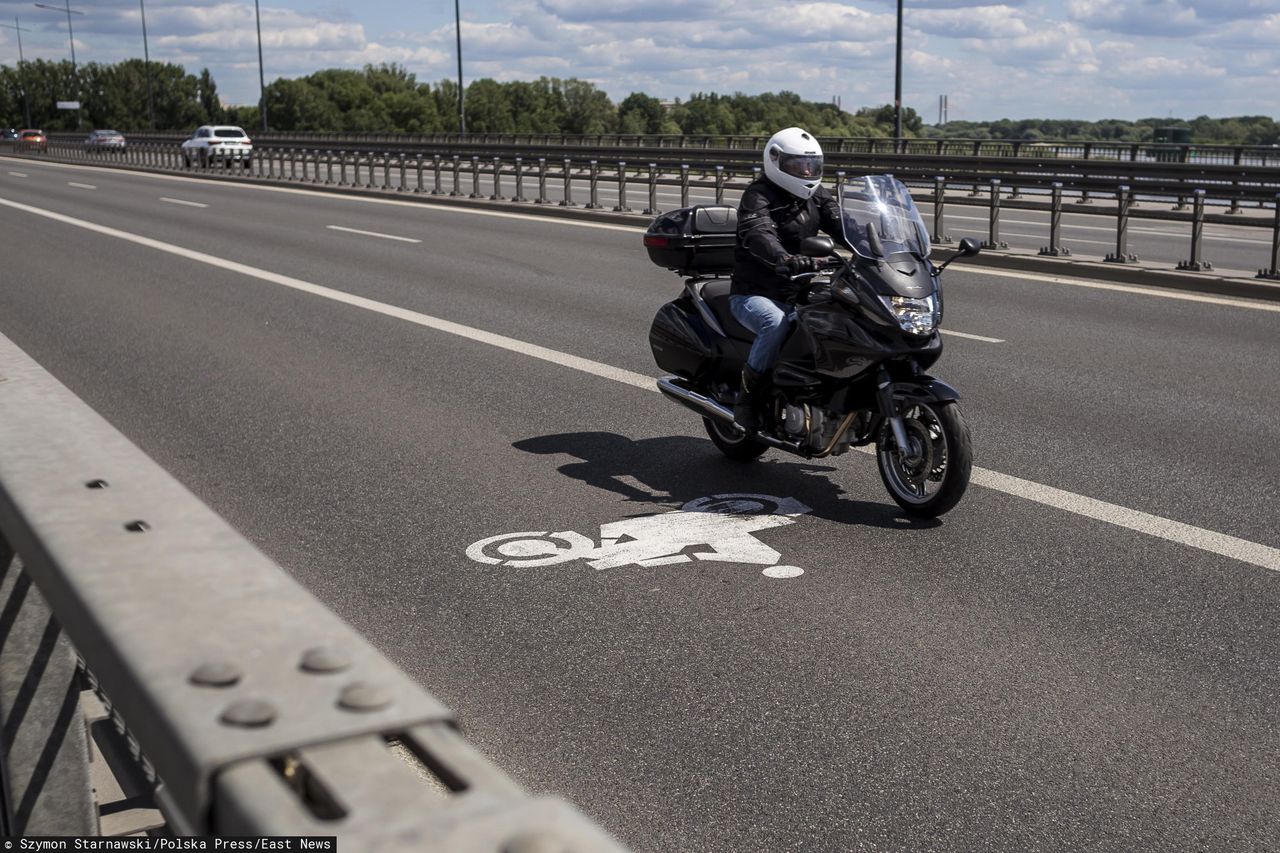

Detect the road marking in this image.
[940,329,1004,343]
[7,171,27,177]
[1,193,1276,573]
[950,265,1280,313]
[326,224,421,243]
[159,196,208,208]
[67,182,96,190]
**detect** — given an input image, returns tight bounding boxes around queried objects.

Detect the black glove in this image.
[782,254,817,275]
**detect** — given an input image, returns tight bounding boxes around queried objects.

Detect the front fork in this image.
[876,367,916,460]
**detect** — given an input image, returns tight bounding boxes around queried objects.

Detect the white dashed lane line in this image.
[160,197,209,208]
[67,182,97,190]
[325,224,421,243]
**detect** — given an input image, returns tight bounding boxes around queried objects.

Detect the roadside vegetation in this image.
[1,60,1275,145]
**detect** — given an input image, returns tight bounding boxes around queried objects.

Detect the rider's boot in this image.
[734,366,767,433]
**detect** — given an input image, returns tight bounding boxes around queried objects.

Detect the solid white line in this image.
[940,329,1004,343]
[951,264,1280,313]
[67,182,96,190]
[326,224,421,243]
[7,171,27,177]
[3,193,1277,573]
[159,196,209,208]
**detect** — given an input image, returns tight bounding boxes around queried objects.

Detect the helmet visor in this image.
[778,152,823,180]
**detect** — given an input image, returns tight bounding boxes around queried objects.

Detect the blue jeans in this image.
[729,295,792,373]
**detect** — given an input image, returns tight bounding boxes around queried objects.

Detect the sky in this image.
[0,0,1277,122]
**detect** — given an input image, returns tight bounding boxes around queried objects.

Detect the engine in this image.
[779,402,856,456]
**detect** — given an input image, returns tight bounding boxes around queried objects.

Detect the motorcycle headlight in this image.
[880,294,939,335]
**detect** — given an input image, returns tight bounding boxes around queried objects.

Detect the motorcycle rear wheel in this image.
[704,417,769,461]
[876,400,971,517]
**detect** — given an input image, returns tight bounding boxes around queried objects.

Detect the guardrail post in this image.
[383,152,392,190]
[431,154,443,194]
[415,155,424,193]
[490,156,504,200]
[1174,194,1188,211]
[514,156,527,202]
[714,165,725,205]
[449,155,461,195]
[470,155,484,198]
[644,162,658,215]
[834,170,846,201]
[614,160,632,212]
[1080,188,1092,204]
[536,157,549,203]
[586,160,601,209]
[338,151,350,186]
[680,164,690,207]
[1176,190,1213,271]
[313,150,323,184]
[324,150,334,185]
[1258,194,1280,280]
[289,148,298,181]
[1039,182,1070,256]
[398,152,407,191]
[560,158,575,206]
[982,179,1008,250]
[364,152,375,189]
[1105,185,1137,263]
[931,176,953,245]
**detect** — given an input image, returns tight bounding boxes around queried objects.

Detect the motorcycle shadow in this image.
[513,431,940,530]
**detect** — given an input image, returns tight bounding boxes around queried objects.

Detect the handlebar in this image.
[773,256,846,280]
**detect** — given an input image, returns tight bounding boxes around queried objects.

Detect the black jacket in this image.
[731,178,844,301]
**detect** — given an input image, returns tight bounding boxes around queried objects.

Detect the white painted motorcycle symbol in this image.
[466,494,812,578]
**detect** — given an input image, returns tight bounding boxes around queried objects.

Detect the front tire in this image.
[704,417,769,461]
[876,400,971,517]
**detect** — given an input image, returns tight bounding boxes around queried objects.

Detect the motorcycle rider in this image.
[731,127,843,433]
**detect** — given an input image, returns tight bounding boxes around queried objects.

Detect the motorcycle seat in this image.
[699,279,756,342]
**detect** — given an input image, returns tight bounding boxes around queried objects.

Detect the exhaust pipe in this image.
[657,376,735,423]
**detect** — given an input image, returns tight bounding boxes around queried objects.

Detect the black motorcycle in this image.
[644,174,979,517]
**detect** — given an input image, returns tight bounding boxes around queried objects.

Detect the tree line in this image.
[2,59,1275,145]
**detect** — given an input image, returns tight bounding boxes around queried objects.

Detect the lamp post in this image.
[454,0,465,135]
[0,18,33,128]
[138,0,154,129]
[893,0,903,149]
[34,0,84,130]
[254,0,267,132]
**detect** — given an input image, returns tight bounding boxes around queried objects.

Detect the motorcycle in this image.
[644,174,979,517]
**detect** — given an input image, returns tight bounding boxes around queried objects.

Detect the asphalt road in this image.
[2,158,1279,851]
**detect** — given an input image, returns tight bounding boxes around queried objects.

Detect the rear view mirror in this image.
[958,237,981,256]
[800,236,835,257]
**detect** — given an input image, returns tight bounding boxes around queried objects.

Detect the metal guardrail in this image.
[44,131,1280,167]
[0,331,627,848]
[11,139,1280,280]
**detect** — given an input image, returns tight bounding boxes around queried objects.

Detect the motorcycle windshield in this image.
[838,175,932,260]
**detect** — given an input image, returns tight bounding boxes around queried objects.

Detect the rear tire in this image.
[876,401,972,518]
[704,417,769,461]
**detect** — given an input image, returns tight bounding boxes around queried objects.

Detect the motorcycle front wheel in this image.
[704,417,769,462]
[876,400,972,517]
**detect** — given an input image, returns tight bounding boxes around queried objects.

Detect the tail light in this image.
[643,235,669,248]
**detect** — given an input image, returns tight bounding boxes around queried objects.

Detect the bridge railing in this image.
[0,331,627,849]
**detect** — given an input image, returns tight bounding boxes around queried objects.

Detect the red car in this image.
[18,129,47,153]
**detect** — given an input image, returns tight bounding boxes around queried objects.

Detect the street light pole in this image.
[454,0,465,135]
[894,0,903,149]
[0,18,33,127]
[139,0,154,129]
[34,1,84,130]
[254,0,267,132]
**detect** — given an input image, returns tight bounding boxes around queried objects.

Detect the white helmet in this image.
[763,127,824,199]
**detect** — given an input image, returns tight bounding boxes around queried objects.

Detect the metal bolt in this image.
[300,647,352,674]
[190,661,242,687]
[337,682,393,712]
[220,699,276,727]
[503,834,571,853]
